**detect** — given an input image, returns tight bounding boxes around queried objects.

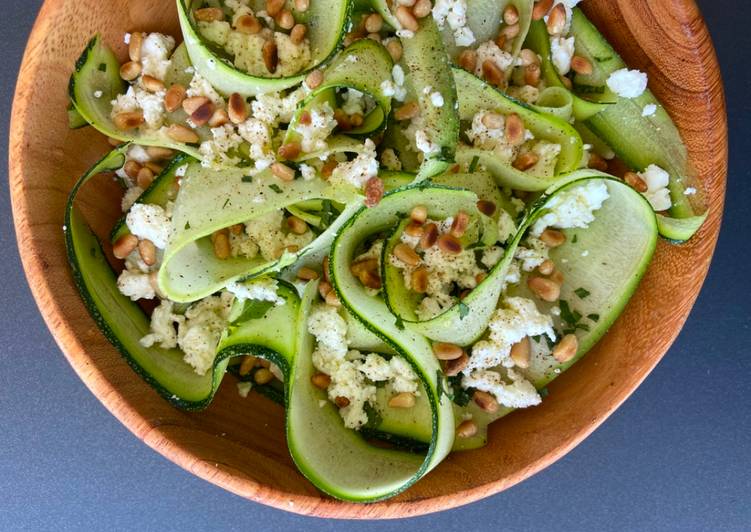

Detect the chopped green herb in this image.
[587,313,600,322]
[222,198,230,209]
[241,175,253,183]
[559,300,582,326]
[319,199,335,228]
[571,234,578,243]
[269,184,283,194]
[574,287,590,299]
[448,376,472,406]
[394,315,405,330]
[539,387,549,398]
[97,63,107,72]
[231,299,275,325]
[436,370,450,403]
[468,155,480,173]
[184,221,190,230]
[363,403,383,429]
[458,302,470,319]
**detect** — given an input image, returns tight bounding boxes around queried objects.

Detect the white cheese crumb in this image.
[93,90,103,98]
[117,270,156,301]
[550,36,576,76]
[684,187,697,196]
[474,41,515,78]
[530,180,610,236]
[295,102,337,153]
[606,68,648,99]
[642,103,657,117]
[330,139,379,188]
[638,164,672,211]
[429,91,445,108]
[463,368,541,408]
[432,0,475,47]
[225,277,284,305]
[125,203,171,249]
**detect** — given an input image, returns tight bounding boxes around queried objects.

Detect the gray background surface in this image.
[2,1,749,530]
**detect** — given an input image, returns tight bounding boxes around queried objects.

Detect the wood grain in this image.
[8,0,726,519]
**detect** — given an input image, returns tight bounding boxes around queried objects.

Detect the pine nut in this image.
[512,152,539,171]
[278,141,301,160]
[113,233,138,259]
[410,205,428,224]
[510,336,531,368]
[457,419,478,438]
[146,146,174,160]
[299,110,312,126]
[389,392,416,408]
[271,162,295,181]
[277,9,295,30]
[364,177,384,207]
[500,23,520,40]
[136,167,154,189]
[476,200,496,216]
[190,101,215,127]
[437,234,462,254]
[228,93,249,124]
[213,231,230,259]
[519,48,540,67]
[553,333,578,363]
[119,61,142,81]
[349,113,364,127]
[540,228,566,247]
[394,101,420,121]
[322,256,330,282]
[482,59,504,87]
[473,390,499,413]
[297,267,319,280]
[364,13,383,33]
[266,0,285,16]
[311,372,331,389]
[458,49,477,73]
[412,0,432,18]
[432,342,464,361]
[254,368,274,384]
[287,216,308,234]
[503,4,519,25]
[318,280,332,298]
[527,276,560,302]
[475,272,487,284]
[164,84,186,113]
[561,75,573,89]
[230,224,244,235]
[334,108,351,130]
[546,3,566,35]
[325,290,341,307]
[128,32,143,62]
[624,171,648,193]
[395,6,419,32]
[208,108,230,127]
[143,162,162,176]
[393,243,421,266]
[123,160,141,180]
[290,23,307,44]
[235,14,263,34]
[334,396,350,407]
[194,7,224,21]
[113,111,144,130]
[295,0,310,12]
[524,63,541,86]
[404,222,424,237]
[258,358,271,368]
[141,75,164,92]
[359,269,382,290]
[386,39,403,62]
[532,0,553,21]
[571,55,593,75]
[239,355,257,376]
[450,210,470,238]
[588,152,608,171]
[550,268,564,285]
[182,96,209,116]
[137,239,157,266]
[107,137,122,147]
[351,258,377,277]
[481,112,504,129]
[444,353,468,376]
[305,69,323,89]
[411,267,429,293]
[538,259,555,276]
[504,113,525,145]
[263,39,278,74]
[419,223,438,249]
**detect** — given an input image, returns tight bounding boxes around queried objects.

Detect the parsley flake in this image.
[468,155,480,173]
[241,175,253,183]
[458,302,470,319]
[269,184,283,194]
[574,287,590,299]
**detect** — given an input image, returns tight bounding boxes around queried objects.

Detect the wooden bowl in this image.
[9,0,726,518]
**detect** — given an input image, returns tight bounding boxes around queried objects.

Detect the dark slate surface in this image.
[1,1,748,530]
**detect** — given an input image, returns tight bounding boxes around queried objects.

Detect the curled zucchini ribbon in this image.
[177,0,351,97]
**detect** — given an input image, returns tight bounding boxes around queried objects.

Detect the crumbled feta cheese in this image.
[295,103,337,153]
[299,163,316,181]
[380,148,402,171]
[252,88,306,126]
[414,129,441,156]
[429,91,445,108]
[474,41,515,78]
[340,88,366,116]
[175,164,189,177]
[117,270,156,301]
[94,90,103,98]
[186,72,225,106]
[226,277,284,305]
[140,299,183,348]
[463,368,541,408]
[380,65,407,102]
[550,36,575,76]
[396,29,414,39]
[530,180,610,236]
[606,68,648,99]
[432,0,475,47]
[497,209,517,243]
[126,203,171,248]
[237,118,274,170]
[111,85,167,129]
[642,104,657,117]
[121,186,143,212]
[330,139,379,189]
[515,237,549,272]
[178,292,233,375]
[638,164,672,211]
[244,210,313,261]
[684,187,697,196]
[124,33,131,45]
[139,33,175,80]
[466,111,524,163]
[481,246,505,269]
[127,144,151,164]
[199,124,244,169]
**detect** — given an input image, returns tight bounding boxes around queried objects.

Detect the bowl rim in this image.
[8,0,727,519]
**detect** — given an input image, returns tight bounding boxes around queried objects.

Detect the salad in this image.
[65,0,706,502]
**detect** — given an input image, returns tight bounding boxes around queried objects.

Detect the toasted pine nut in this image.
[393,243,421,266]
[298,110,312,126]
[404,222,424,237]
[475,272,487,284]
[325,290,341,307]
[113,111,144,130]
[258,358,271,368]
[412,0,432,18]
[212,231,230,259]
[322,256,330,282]
[239,355,257,376]
[107,136,122,147]
[571,55,593,75]
[163,84,186,113]
[364,13,383,33]
[266,0,285,17]
[538,259,555,276]
[519,48,540,67]
[208,108,230,127]
[445,353,468,376]
[359,269,382,290]
[395,6,419,32]
[194,7,224,21]
[123,160,142,180]
[546,3,566,35]
[561,75,573,89]
[305,69,323,89]
[510,336,531,368]
[504,113,525,146]
[450,210,470,238]
[500,23,520,40]
[141,75,165,92]
[588,152,609,171]
[113,234,138,259]
[553,333,578,363]
[349,113,364,127]
[235,13,263,34]
[334,396,350,408]
[290,23,307,44]
[457,419,478,438]
[190,101,215,127]
[229,224,244,235]
[527,276,560,302]
[254,368,274,384]
[524,63,541,86]
[432,342,464,361]
[137,239,157,266]
[278,141,302,160]
[458,49,477,73]
[624,172,648,193]
[128,32,143,62]
[277,9,295,29]
[364,177,384,207]
[473,390,499,413]
[119,61,142,81]
[311,372,331,389]
[481,112,504,129]
[540,228,566,247]
[512,152,540,171]
[394,101,420,121]
[482,59,504,87]
[287,216,308,234]
[386,39,403,62]
[271,162,296,181]
[143,161,162,175]
[411,267,429,293]
[136,167,154,189]
[228,93,249,124]
[419,223,438,249]
[550,268,564,285]
[532,0,553,21]
[295,0,310,12]
[351,259,377,279]
[296,267,319,281]
[437,234,462,254]
[263,39,278,73]
[146,146,174,160]
[503,4,519,25]
[410,205,428,224]
[389,392,416,408]
[476,200,497,216]
[318,280,332,298]
[182,96,209,116]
